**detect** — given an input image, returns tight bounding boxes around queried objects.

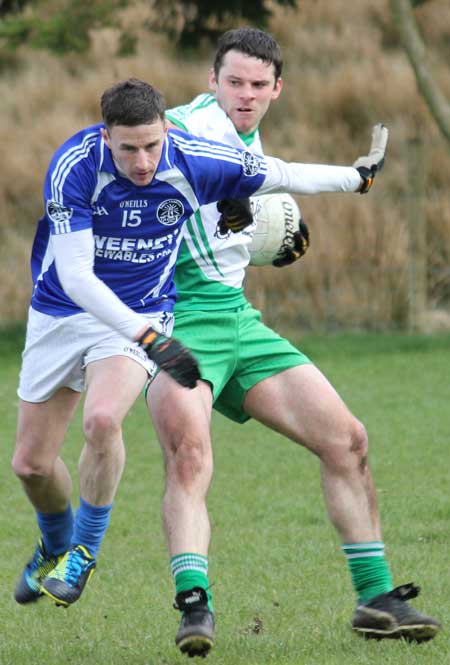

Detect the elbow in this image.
[60,272,81,300]
[63,283,79,302]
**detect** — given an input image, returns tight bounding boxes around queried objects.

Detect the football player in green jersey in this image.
[146,28,439,657]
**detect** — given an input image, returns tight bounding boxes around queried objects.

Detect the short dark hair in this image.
[213,27,283,82]
[101,78,166,129]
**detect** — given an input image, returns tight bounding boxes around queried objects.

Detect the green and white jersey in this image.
[166,94,263,312]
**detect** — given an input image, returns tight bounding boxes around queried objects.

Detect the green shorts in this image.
[173,303,311,423]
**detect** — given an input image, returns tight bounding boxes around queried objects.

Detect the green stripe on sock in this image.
[342,542,393,603]
[171,553,208,576]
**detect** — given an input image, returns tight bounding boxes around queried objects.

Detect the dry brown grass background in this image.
[1,0,449,331]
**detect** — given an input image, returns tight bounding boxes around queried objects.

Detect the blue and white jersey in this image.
[30,124,268,318]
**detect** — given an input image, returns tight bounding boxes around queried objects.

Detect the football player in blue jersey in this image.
[13,79,205,611]
[12,75,397,649]
[144,29,440,658]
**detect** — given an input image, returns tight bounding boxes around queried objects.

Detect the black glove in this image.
[138,327,200,389]
[217,198,253,234]
[353,123,389,194]
[272,219,310,268]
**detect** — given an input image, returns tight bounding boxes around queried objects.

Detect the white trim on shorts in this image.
[18,307,174,403]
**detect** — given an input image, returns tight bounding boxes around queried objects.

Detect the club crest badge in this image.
[241,151,261,177]
[47,200,73,233]
[156,199,184,226]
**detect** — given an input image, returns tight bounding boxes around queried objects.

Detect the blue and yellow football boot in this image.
[41,544,96,607]
[15,538,63,604]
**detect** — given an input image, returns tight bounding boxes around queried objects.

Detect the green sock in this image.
[171,553,213,612]
[342,542,393,603]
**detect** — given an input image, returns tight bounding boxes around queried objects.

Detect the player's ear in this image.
[271,77,283,101]
[100,127,111,147]
[208,67,217,92]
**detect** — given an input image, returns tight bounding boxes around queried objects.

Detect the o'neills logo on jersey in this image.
[156,199,184,226]
[241,151,261,177]
[47,200,73,234]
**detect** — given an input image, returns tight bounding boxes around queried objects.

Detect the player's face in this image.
[209,50,283,135]
[101,120,167,186]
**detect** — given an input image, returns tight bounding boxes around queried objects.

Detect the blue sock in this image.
[37,505,74,556]
[71,497,112,559]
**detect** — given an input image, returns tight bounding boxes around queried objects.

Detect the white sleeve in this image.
[52,229,149,340]
[256,157,363,195]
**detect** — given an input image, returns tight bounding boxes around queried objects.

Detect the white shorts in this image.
[18,307,174,403]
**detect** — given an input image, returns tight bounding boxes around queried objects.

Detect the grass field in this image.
[1,329,449,665]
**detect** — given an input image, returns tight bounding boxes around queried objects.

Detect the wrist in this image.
[356,166,373,194]
[136,325,159,346]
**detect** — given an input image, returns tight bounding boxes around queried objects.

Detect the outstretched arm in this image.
[255,123,389,196]
[260,159,362,195]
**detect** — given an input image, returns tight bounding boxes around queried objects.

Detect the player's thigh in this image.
[147,372,213,454]
[244,363,359,454]
[84,355,148,427]
[171,308,238,401]
[214,306,309,422]
[15,389,81,465]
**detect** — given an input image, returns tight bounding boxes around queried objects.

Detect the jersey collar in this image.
[238,127,259,147]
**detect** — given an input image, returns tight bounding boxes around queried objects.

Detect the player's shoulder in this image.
[167,93,217,119]
[49,123,102,171]
[165,131,243,192]
[167,130,268,188]
[168,129,241,160]
[166,94,225,133]
[46,123,103,197]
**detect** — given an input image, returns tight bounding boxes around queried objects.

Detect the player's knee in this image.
[84,407,121,444]
[167,434,212,488]
[349,418,369,470]
[323,418,369,473]
[12,447,53,481]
